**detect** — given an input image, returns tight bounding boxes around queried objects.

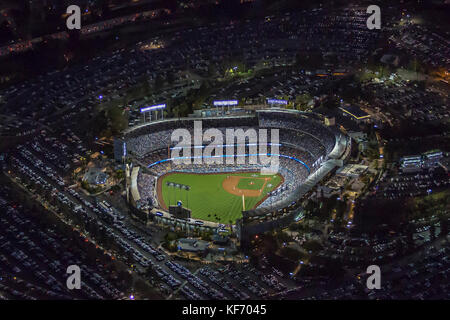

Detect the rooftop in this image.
[177,238,210,252]
[340,106,370,120]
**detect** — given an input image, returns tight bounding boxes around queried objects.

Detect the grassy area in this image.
[410,189,450,218]
[237,177,265,190]
[384,136,450,162]
[160,172,282,224]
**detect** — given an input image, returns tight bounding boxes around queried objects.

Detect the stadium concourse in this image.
[119,109,350,235]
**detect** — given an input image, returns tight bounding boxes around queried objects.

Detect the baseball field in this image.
[157,171,284,224]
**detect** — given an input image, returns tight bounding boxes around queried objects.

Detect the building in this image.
[177,238,210,253]
[316,185,335,198]
[422,150,444,169]
[400,155,422,173]
[82,167,108,185]
[113,138,127,162]
[399,150,444,173]
[212,234,229,245]
[438,157,450,173]
[337,164,368,178]
[340,106,371,122]
[325,117,336,126]
[348,131,368,143]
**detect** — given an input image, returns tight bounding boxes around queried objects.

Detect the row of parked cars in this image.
[113,220,164,265]
[0,191,123,299]
[199,266,250,300]
[165,260,224,300]
[17,145,65,187]
[9,151,206,299]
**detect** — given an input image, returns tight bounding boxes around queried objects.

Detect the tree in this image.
[295,52,323,68]
[274,231,293,243]
[108,105,128,135]
[218,0,243,19]
[322,96,340,110]
[280,247,306,261]
[115,169,125,181]
[303,240,323,253]
[395,239,405,256]
[207,63,217,77]
[295,93,312,110]
[154,74,164,91]
[167,72,175,85]
[201,232,212,241]
[440,217,448,236]
[165,0,178,12]
[0,21,14,43]
[408,56,423,79]
[308,52,324,69]
[430,224,436,240]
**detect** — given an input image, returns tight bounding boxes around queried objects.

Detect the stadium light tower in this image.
[267,99,288,108]
[140,103,166,123]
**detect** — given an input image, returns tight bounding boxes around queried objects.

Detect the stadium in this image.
[118,109,350,245]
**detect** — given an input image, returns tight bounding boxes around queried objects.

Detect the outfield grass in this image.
[159,172,283,224]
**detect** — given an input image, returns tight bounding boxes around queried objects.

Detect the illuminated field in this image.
[157,172,283,224]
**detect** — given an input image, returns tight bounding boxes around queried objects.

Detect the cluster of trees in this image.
[304,195,347,223]
[162,231,180,252]
[354,198,408,233]
[89,104,128,138]
[107,105,128,135]
[303,240,323,253]
[169,80,217,118]
[408,192,450,221]
[321,96,340,110]
[295,93,313,111]
[279,246,307,261]
[354,190,449,236]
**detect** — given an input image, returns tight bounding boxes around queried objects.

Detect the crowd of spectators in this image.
[259,111,336,154]
[136,171,157,210]
[125,112,336,163]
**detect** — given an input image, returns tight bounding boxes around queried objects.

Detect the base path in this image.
[222,175,269,197]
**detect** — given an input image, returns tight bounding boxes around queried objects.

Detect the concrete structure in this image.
[177,238,210,253]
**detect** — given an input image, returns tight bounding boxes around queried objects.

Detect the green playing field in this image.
[158,172,283,224]
[237,178,265,190]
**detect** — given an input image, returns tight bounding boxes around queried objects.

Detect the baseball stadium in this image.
[119,109,350,242]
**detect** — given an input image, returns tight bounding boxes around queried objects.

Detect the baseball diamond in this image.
[157,171,283,224]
